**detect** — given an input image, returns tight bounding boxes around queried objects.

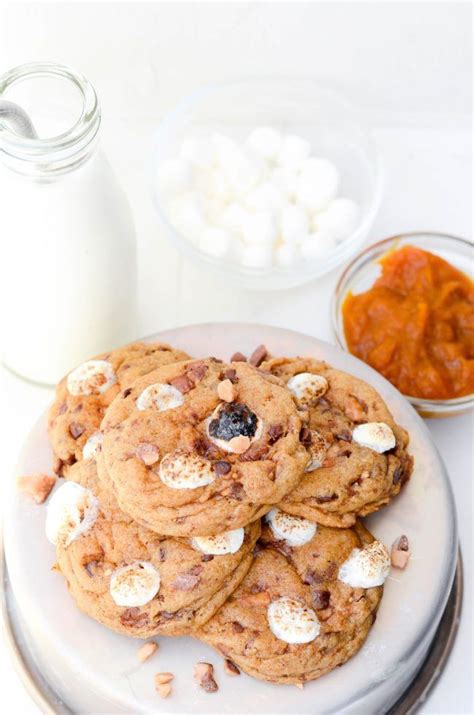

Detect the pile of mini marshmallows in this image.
[157,127,359,269]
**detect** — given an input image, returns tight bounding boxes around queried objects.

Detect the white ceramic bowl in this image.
[150,79,383,290]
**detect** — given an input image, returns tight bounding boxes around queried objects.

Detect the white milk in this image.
[0,63,137,384]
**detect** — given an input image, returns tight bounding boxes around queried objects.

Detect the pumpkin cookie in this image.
[48,459,260,638]
[47,341,190,473]
[262,357,413,528]
[197,512,387,684]
[100,358,309,536]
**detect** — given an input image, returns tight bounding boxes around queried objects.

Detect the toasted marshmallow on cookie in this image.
[67,360,117,396]
[82,431,103,460]
[207,402,263,454]
[110,561,161,607]
[305,429,329,472]
[266,509,316,546]
[46,482,99,547]
[192,528,245,555]
[287,373,328,405]
[267,596,320,644]
[338,540,390,588]
[159,450,216,489]
[352,422,396,454]
[136,383,184,412]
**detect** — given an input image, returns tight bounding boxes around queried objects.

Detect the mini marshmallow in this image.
[82,431,103,460]
[219,202,251,234]
[315,198,359,242]
[271,166,299,200]
[168,193,206,244]
[136,383,184,412]
[199,227,232,258]
[280,204,309,244]
[159,450,216,489]
[46,482,99,548]
[110,561,160,607]
[275,242,298,267]
[192,528,245,555]
[247,126,283,162]
[242,211,277,245]
[352,422,396,453]
[180,137,216,169]
[338,541,391,588]
[157,158,192,195]
[305,430,329,471]
[278,134,311,167]
[295,158,339,212]
[241,244,273,269]
[267,596,320,644]
[287,372,328,405]
[213,134,263,197]
[245,181,283,213]
[300,230,337,260]
[67,360,117,396]
[266,509,316,546]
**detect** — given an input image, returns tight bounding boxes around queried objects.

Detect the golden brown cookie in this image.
[197,513,386,684]
[49,459,260,638]
[100,358,309,536]
[262,357,413,528]
[47,341,190,473]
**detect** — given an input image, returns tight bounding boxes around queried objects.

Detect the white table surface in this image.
[0,3,472,713]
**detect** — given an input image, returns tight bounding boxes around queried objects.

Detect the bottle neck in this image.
[0,63,101,179]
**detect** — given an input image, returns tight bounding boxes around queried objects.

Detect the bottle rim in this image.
[0,62,101,169]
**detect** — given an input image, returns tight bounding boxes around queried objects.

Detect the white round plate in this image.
[4,323,457,714]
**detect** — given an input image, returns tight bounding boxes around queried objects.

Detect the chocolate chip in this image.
[315,493,338,503]
[120,608,149,627]
[224,659,240,676]
[336,429,352,442]
[172,566,202,591]
[239,443,269,461]
[230,352,247,362]
[69,422,85,439]
[169,374,193,394]
[158,547,166,562]
[223,368,238,384]
[231,621,244,633]
[249,344,267,367]
[201,554,214,562]
[268,424,283,444]
[397,534,410,551]
[122,387,132,398]
[58,403,67,415]
[214,460,232,475]
[312,589,331,610]
[299,427,312,446]
[187,362,208,382]
[84,560,101,577]
[229,481,245,500]
[393,465,402,484]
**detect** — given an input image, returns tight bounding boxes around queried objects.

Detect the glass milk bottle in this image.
[0,63,137,385]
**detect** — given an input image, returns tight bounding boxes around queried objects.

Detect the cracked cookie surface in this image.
[197,519,383,684]
[262,357,413,528]
[100,358,309,536]
[48,341,190,473]
[54,459,260,637]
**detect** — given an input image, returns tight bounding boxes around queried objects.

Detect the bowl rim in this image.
[331,231,474,412]
[149,77,384,287]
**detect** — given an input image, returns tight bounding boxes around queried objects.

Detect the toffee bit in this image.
[194,662,218,692]
[138,641,158,662]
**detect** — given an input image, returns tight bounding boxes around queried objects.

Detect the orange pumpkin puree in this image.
[343,245,474,399]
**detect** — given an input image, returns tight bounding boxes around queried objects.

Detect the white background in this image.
[0,2,472,714]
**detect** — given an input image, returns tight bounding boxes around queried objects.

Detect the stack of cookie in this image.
[44,341,413,686]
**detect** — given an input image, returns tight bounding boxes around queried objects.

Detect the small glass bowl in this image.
[332,232,474,418]
[150,78,382,291]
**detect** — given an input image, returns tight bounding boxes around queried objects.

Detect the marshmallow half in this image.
[46,482,99,548]
[266,509,316,546]
[267,596,320,644]
[287,372,328,405]
[338,541,391,588]
[136,383,184,412]
[192,528,245,555]
[67,360,117,396]
[352,422,396,453]
[110,561,161,607]
[159,451,216,489]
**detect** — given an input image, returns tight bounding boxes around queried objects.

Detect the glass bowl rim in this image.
[331,231,474,412]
